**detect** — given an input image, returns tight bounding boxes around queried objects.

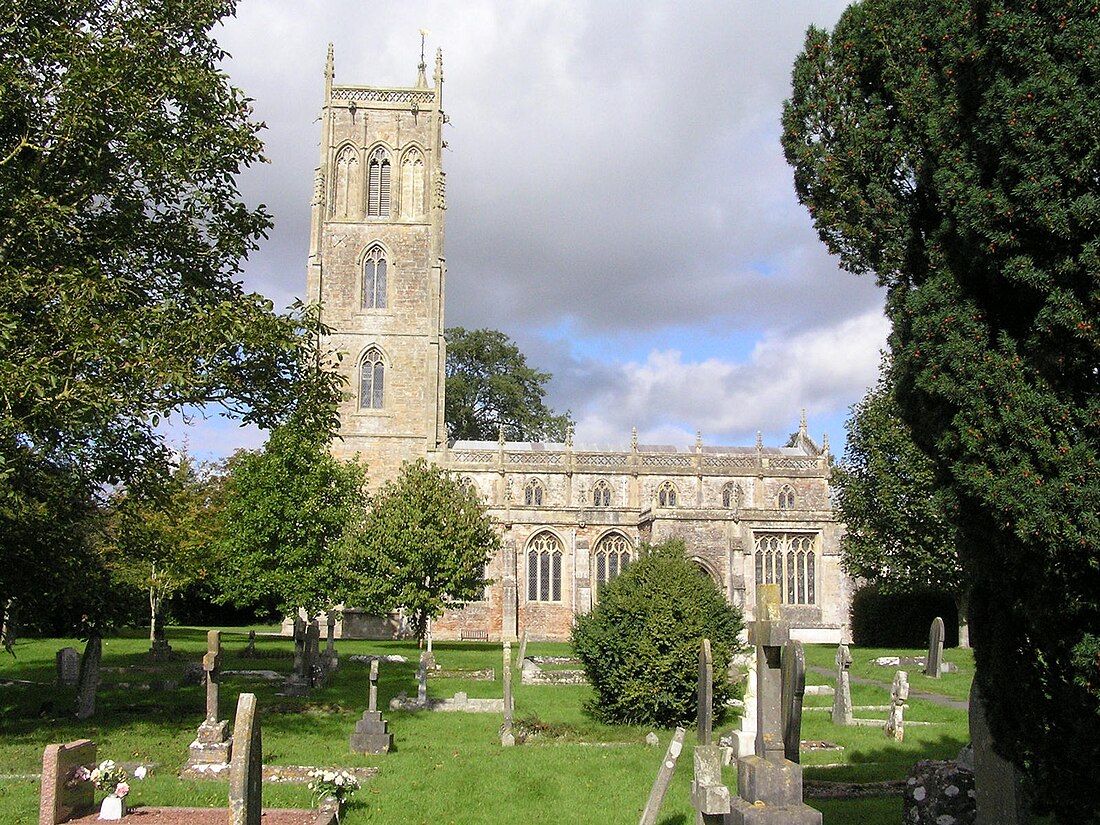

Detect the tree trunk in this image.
[75,634,102,719]
[955,589,971,649]
[149,584,158,643]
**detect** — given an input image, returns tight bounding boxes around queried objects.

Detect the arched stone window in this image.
[367,147,391,217]
[592,533,631,597]
[721,482,742,509]
[778,485,796,510]
[358,347,385,410]
[527,531,563,602]
[400,148,425,219]
[333,144,360,217]
[592,479,611,507]
[524,478,545,506]
[657,480,678,508]
[754,532,816,605]
[362,245,387,309]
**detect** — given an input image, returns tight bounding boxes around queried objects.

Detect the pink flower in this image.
[114,782,130,798]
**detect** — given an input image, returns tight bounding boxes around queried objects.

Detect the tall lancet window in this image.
[359,347,385,410]
[333,145,360,217]
[401,149,425,219]
[367,147,391,217]
[362,245,387,309]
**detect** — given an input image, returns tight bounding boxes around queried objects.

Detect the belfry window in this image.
[527,532,563,602]
[754,533,816,605]
[778,485,796,510]
[367,147,391,217]
[657,480,677,508]
[524,479,545,506]
[722,482,741,509]
[362,246,387,309]
[359,347,385,409]
[401,149,425,218]
[592,479,611,507]
[593,533,631,598]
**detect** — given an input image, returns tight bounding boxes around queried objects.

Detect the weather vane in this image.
[419,28,430,68]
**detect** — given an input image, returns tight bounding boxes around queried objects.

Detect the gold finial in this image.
[631,427,638,451]
[416,29,430,89]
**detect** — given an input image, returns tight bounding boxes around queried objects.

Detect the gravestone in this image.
[56,648,80,688]
[241,630,258,658]
[229,693,262,825]
[516,630,528,669]
[501,642,515,746]
[831,643,853,726]
[926,616,945,678]
[727,584,822,825]
[781,639,806,763]
[320,612,339,675]
[304,620,322,686]
[282,617,310,696]
[74,636,101,720]
[639,726,686,825]
[697,638,713,745]
[416,654,429,706]
[885,670,909,741]
[186,630,232,770]
[349,660,394,754]
[38,739,96,825]
[970,681,1030,825]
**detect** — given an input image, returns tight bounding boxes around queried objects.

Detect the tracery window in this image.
[657,480,678,508]
[367,147,391,217]
[721,482,742,509]
[593,533,631,598]
[527,531,563,602]
[400,148,425,218]
[778,485,796,510]
[754,532,816,605]
[592,479,611,507]
[334,144,360,217]
[362,245,387,309]
[358,347,385,410]
[524,479,545,506]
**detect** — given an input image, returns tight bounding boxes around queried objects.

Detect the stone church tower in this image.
[306,44,448,483]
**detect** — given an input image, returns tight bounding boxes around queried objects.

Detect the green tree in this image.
[215,421,366,617]
[445,327,571,442]
[341,459,499,644]
[571,540,743,728]
[783,3,1100,819]
[835,358,969,646]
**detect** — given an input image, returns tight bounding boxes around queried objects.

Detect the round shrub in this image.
[571,539,744,727]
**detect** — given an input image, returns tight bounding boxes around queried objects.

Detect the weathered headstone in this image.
[304,620,321,685]
[349,659,394,754]
[56,648,81,688]
[416,654,429,706]
[74,636,101,720]
[781,639,806,763]
[229,693,262,825]
[727,584,822,825]
[38,739,96,825]
[926,616,945,678]
[639,726,686,825]
[691,743,730,825]
[369,659,379,713]
[970,681,1030,825]
[320,612,339,675]
[516,630,528,669]
[185,630,232,771]
[241,630,257,658]
[282,617,310,696]
[885,670,909,741]
[831,643,853,726]
[501,641,515,746]
[697,638,713,746]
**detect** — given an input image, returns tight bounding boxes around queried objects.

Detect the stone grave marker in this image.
[831,643,853,726]
[304,620,321,685]
[56,648,80,688]
[39,739,96,825]
[282,617,310,696]
[349,660,394,754]
[885,670,909,741]
[74,636,101,720]
[692,639,729,825]
[727,584,822,824]
[639,726,686,825]
[697,638,713,745]
[926,616,945,678]
[185,630,232,771]
[369,659,379,713]
[516,630,528,669]
[229,693,262,825]
[781,638,806,763]
[502,641,515,746]
[416,654,429,706]
[971,681,1030,825]
[321,612,339,674]
[241,630,257,658]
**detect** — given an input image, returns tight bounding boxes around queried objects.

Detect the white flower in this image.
[133,766,148,780]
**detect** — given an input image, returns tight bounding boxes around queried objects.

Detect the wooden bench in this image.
[460,629,489,642]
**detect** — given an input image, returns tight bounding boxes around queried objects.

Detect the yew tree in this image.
[783,3,1100,820]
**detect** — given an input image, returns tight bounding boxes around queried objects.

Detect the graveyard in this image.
[0,623,1027,825]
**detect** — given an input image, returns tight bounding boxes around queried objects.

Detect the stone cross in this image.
[202,630,222,722]
[242,630,257,658]
[885,670,909,741]
[502,641,515,747]
[751,586,786,764]
[831,643,853,726]
[697,638,713,746]
[781,639,806,763]
[369,659,379,713]
[926,616,945,679]
[229,693,262,825]
[639,727,686,825]
[291,616,306,675]
[304,621,320,685]
[325,612,337,656]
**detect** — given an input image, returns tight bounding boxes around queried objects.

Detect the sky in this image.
[171,0,890,460]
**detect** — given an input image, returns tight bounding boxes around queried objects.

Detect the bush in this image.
[850,585,959,648]
[571,539,743,727]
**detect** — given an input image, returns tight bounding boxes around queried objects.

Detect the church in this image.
[304,47,851,643]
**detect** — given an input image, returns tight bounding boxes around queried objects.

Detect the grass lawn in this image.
[1,628,977,824]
